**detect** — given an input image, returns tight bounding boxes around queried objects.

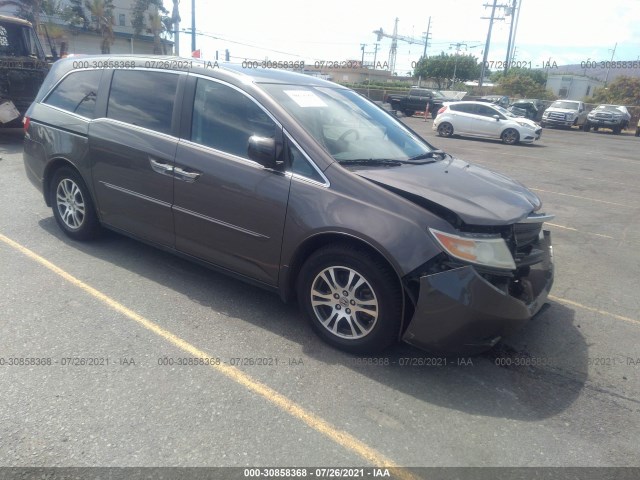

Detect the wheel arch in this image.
[280,231,403,302]
[43,158,87,207]
[280,231,408,340]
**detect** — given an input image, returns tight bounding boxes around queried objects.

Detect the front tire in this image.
[501,128,520,145]
[297,244,402,354]
[403,110,414,117]
[583,122,591,132]
[50,167,102,241]
[437,122,454,137]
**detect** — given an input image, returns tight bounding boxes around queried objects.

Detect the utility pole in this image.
[372,43,379,70]
[422,17,431,58]
[478,0,506,87]
[504,0,517,75]
[172,1,180,56]
[604,42,617,86]
[509,0,522,65]
[417,17,431,87]
[191,0,196,53]
[360,43,366,68]
[450,42,467,87]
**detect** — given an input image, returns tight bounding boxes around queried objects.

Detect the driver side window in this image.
[191,78,278,159]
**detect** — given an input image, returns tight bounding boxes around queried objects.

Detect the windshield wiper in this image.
[338,159,404,167]
[409,150,448,161]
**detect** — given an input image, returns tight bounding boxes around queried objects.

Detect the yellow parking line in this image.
[549,295,640,326]
[530,188,629,207]
[0,233,416,479]
[546,223,615,239]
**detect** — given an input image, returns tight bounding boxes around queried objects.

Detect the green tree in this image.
[495,74,556,99]
[491,67,548,86]
[132,0,171,54]
[66,0,88,28]
[414,52,481,89]
[84,0,114,54]
[590,76,640,105]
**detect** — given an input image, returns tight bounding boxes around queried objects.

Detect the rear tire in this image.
[297,244,402,354]
[612,127,621,135]
[50,167,102,241]
[583,122,591,132]
[403,110,414,117]
[437,122,454,137]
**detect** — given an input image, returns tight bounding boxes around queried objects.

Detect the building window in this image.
[119,13,126,26]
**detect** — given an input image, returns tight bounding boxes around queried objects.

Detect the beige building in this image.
[0,0,173,56]
[545,74,604,101]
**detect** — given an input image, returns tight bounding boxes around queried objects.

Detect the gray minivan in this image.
[23,56,554,354]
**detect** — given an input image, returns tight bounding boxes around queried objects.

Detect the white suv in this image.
[433,101,542,145]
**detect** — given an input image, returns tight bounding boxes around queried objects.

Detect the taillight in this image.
[23,116,30,133]
[438,106,447,115]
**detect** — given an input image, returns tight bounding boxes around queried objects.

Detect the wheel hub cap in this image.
[310,266,379,340]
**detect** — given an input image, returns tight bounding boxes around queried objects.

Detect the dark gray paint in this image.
[23,55,555,353]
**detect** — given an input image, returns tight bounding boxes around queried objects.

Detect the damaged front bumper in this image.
[402,231,553,354]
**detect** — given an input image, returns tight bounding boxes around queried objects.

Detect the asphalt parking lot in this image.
[1,121,639,474]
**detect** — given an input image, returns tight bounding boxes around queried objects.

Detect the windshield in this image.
[262,85,434,162]
[0,22,45,58]
[550,101,579,110]
[432,90,446,99]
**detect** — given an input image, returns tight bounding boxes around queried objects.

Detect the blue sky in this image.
[174,0,640,74]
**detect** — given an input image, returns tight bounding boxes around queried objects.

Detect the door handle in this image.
[149,158,174,175]
[174,166,201,182]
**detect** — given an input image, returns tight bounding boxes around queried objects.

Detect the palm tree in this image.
[132,0,171,55]
[84,0,114,54]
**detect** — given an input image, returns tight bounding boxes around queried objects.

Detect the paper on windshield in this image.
[284,90,327,107]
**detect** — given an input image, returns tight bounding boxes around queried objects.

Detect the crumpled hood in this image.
[354,157,541,225]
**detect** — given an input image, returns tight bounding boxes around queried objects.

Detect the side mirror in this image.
[248,135,277,168]
[493,115,500,121]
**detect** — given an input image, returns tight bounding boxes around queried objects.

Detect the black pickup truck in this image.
[0,15,51,127]
[385,87,458,119]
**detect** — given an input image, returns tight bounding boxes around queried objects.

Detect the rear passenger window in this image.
[44,70,102,118]
[191,78,277,159]
[107,70,178,135]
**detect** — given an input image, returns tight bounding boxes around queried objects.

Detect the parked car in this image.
[24,56,554,354]
[477,95,510,108]
[433,101,542,145]
[540,100,587,128]
[583,104,631,134]
[386,87,458,118]
[0,15,51,127]
[507,100,540,121]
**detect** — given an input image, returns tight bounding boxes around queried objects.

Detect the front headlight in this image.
[565,112,575,119]
[429,228,516,270]
[516,121,534,129]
